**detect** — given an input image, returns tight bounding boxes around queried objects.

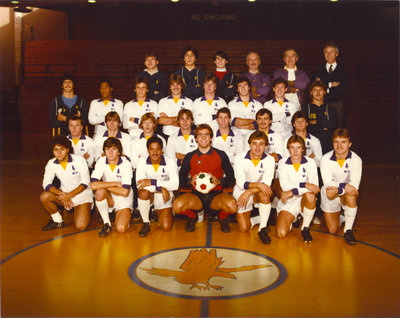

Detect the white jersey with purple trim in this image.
[243,129,285,160]
[67,134,95,168]
[129,133,167,170]
[264,98,298,138]
[93,130,132,161]
[88,98,124,137]
[228,97,263,136]
[136,155,179,193]
[320,150,362,196]
[91,156,133,190]
[157,95,193,136]
[212,127,244,166]
[283,133,323,167]
[165,129,198,168]
[123,98,158,139]
[42,154,93,204]
[278,155,319,196]
[192,96,227,129]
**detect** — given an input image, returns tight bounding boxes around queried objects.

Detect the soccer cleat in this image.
[208,213,218,223]
[98,223,112,237]
[258,227,271,244]
[131,209,141,221]
[219,218,231,233]
[185,217,196,232]
[42,220,64,231]
[292,215,302,228]
[139,222,151,237]
[344,230,357,245]
[301,227,313,243]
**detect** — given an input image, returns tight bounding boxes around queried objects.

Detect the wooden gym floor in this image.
[1,132,400,317]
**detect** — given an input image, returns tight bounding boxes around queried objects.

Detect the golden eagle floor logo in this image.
[128,247,287,299]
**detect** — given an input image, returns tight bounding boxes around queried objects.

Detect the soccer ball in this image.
[194,172,216,194]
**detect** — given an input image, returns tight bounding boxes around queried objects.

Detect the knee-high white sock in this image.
[138,198,150,223]
[258,203,271,231]
[301,207,315,230]
[51,211,63,222]
[96,199,110,225]
[344,206,357,232]
[250,216,260,228]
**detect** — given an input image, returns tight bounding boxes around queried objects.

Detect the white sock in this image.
[271,196,279,209]
[344,206,357,232]
[138,198,151,223]
[340,214,345,225]
[51,211,63,223]
[301,207,315,230]
[96,199,110,225]
[250,215,260,228]
[258,203,271,231]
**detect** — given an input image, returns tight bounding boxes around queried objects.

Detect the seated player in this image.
[93,111,131,161]
[320,129,362,245]
[175,46,206,101]
[136,136,179,237]
[264,78,298,139]
[173,124,237,233]
[88,79,124,137]
[91,137,133,237]
[157,74,193,139]
[211,50,237,103]
[212,107,243,166]
[123,77,158,139]
[228,76,263,137]
[192,74,227,130]
[165,109,198,168]
[67,115,95,168]
[233,131,275,243]
[40,135,93,231]
[276,135,320,242]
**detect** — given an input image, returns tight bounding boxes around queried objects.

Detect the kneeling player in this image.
[40,135,93,231]
[173,124,237,233]
[276,135,320,242]
[233,131,275,243]
[91,137,133,237]
[320,129,362,245]
[136,136,179,236]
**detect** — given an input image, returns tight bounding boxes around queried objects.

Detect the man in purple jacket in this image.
[242,52,271,104]
[273,49,310,108]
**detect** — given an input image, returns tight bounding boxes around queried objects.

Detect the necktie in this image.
[328,65,333,74]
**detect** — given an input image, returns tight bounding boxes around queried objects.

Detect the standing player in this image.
[88,79,124,138]
[233,131,275,244]
[91,137,133,237]
[136,136,179,237]
[40,135,93,231]
[320,129,362,245]
[276,135,320,242]
[211,50,237,103]
[173,124,237,233]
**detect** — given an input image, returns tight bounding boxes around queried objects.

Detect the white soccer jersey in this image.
[91,156,133,190]
[278,155,319,196]
[212,128,243,165]
[67,134,95,168]
[192,96,227,129]
[243,129,285,160]
[320,150,362,195]
[123,98,158,139]
[129,133,167,170]
[165,129,198,167]
[264,98,298,138]
[157,95,193,136]
[136,155,179,193]
[93,130,132,161]
[88,98,124,137]
[283,133,323,167]
[228,97,263,136]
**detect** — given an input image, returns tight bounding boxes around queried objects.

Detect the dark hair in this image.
[68,115,85,126]
[332,128,351,142]
[309,80,327,93]
[323,41,339,54]
[248,130,269,146]
[103,137,123,154]
[286,135,306,153]
[177,108,194,121]
[214,50,228,61]
[216,107,231,118]
[236,76,252,90]
[291,111,308,125]
[146,136,163,150]
[144,51,159,61]
[203,74,217,86]
[134,76,149,89]
[168,73,186,92]
[256,108,273,121]
[182,46,198,59]
[50,135,73,155]
[61,74,75,84]
[194,124,213,139]
[272,77,288,88]
[99,79,113,88]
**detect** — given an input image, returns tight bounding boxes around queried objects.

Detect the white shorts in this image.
[233,188,254,214]
[71,187,93,206]
[153,191,173,210]
[320,185,343,213]
[277,195,302,218]
[111,189,133,212]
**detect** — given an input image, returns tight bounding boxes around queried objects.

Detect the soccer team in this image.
[41,42,362,245]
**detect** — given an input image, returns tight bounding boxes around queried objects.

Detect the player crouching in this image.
[91,137,133,237]
[136,136,179,237]
[233,131,275,244]
[276,135,320,242]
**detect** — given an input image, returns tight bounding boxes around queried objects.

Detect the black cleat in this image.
[292,215,302,228]
[301,227,313,243]
[344,230,357,245]
[219,217,231,233]
[258,227,271,244]
[42,220,64,231]
[131,209,141,221]
[185,217,196,232]
[139,222,151,237]
[99,223,112,237]
[109,210,116,222]
[149,207,158,222]
[208,213,218,223]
